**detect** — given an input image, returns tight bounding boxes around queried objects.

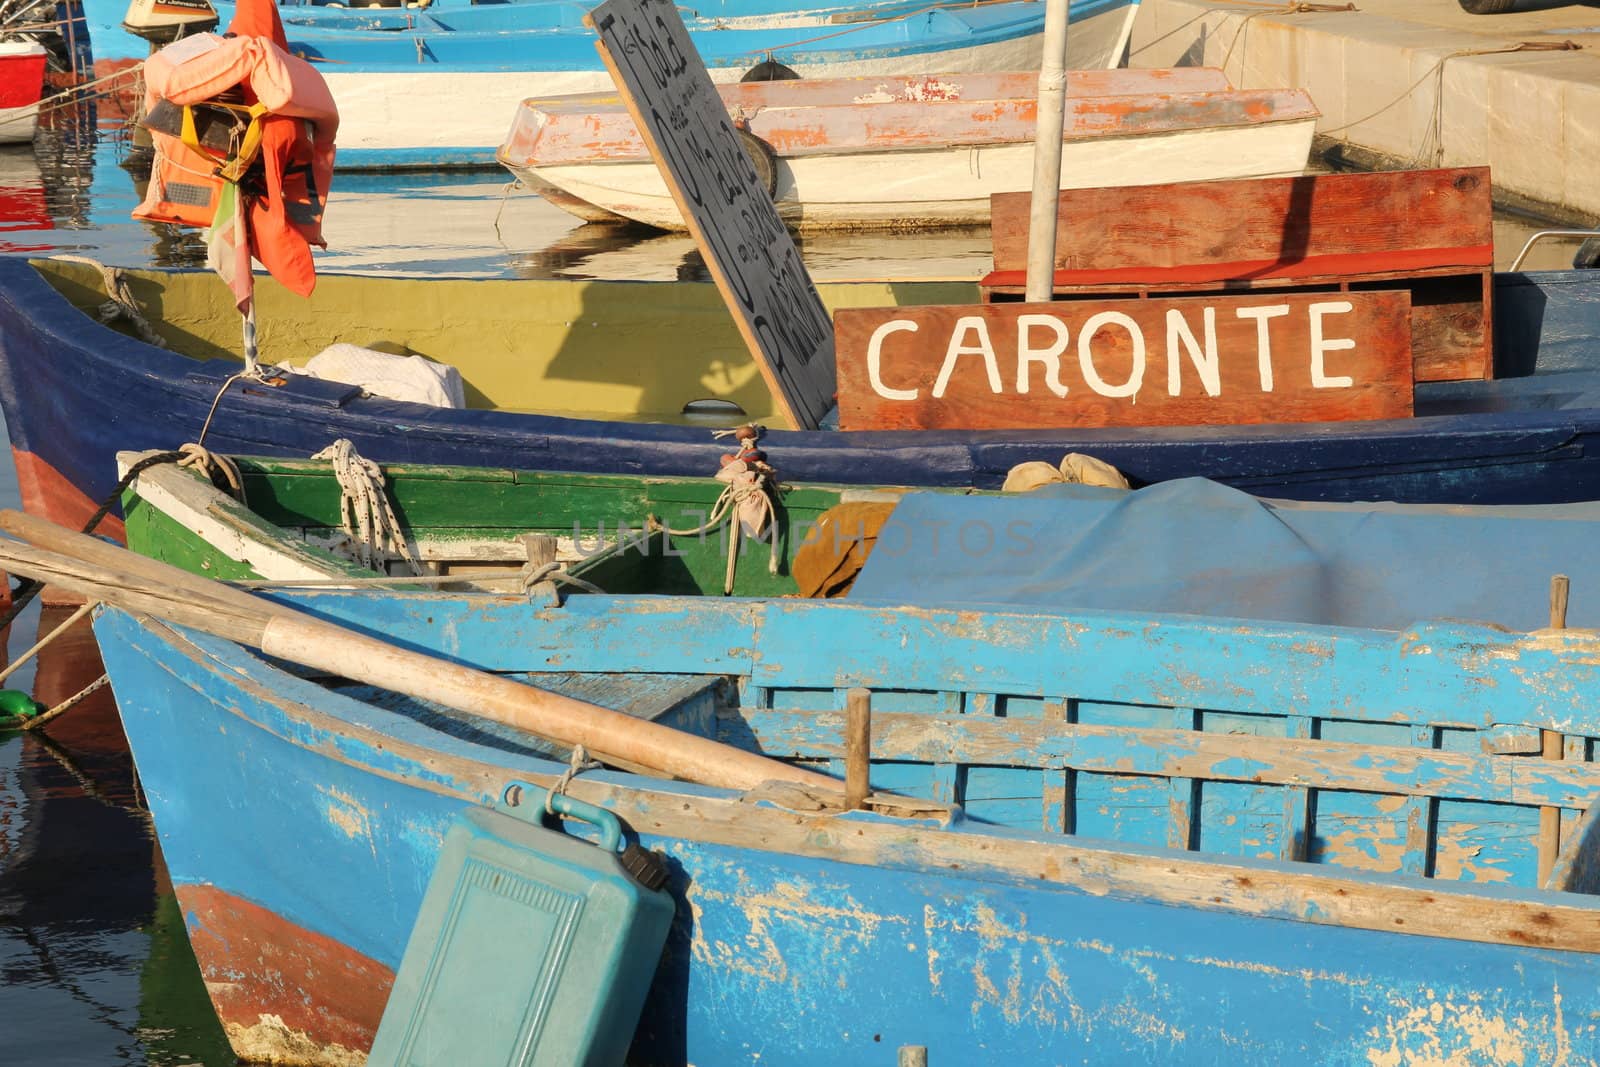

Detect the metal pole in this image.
[1025,0,1071,303]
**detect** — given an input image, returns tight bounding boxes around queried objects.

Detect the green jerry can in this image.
[368,784,675,1066]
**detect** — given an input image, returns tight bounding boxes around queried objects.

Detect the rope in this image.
[176,442,246,503]
[310,439,423,575]
[47,256,167,348]
[1215,3,1357,77]
[29,62,145,115]
[0,446,239,631]
[195,373,252,448]
[663,429,781,595]
[22,673,110,731]
[545,743,601,814]
[520,561,606,597]
[1316,41,1582,168]
[0,600,94,687]
[493,180,518,242]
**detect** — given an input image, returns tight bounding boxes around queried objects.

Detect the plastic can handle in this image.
[544,790,623,854]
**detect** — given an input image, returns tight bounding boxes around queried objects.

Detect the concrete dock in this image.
[1129,0,1600,223]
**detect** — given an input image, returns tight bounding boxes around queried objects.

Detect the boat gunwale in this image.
[507,88,1320,166]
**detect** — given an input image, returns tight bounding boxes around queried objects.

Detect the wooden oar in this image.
[0,512,845,798]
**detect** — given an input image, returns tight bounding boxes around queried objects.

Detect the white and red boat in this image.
[0,40,48,144]
[496,68,1319,232]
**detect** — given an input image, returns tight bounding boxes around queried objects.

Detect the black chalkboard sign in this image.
[587,0,837,430]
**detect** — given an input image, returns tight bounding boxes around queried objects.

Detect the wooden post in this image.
[898,1047,928,1067]
[522,533,558,599]
[1539,573,1570,885]
[1024,0,1072,302]
[845,687,872,810]
[1551,574,1570,629]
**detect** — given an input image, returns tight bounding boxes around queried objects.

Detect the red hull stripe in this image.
[176,883,394,1057]
[10,447,127,542]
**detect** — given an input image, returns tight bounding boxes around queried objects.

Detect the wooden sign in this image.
[586,0,836,430]
[835,291,1414,431]
[982,168,1494,384]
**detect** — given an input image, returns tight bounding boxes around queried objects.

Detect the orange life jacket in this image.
[133,22,338,299]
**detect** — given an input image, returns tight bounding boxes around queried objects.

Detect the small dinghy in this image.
[498,68,1319,231]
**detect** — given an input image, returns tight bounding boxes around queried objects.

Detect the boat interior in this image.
[123,452,915,597]
[34,258,969,428]
[256,588,1600,898]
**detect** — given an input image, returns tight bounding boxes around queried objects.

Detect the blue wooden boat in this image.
[5,257,1600,541]
[185,0,1140,169]
[91,574,1600,1064]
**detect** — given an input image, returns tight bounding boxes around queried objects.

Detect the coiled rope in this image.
[310,439,423,575]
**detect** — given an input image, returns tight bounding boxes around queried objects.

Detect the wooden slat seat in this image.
[728,682,1599,891]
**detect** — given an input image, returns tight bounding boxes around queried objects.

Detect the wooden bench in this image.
[980,167,1496,382]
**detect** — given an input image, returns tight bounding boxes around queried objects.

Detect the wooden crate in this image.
[980,168,1495,382]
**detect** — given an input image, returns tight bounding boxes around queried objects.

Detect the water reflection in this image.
[0,604,231,1066]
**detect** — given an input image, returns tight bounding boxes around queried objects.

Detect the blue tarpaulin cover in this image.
[847,478,1600,631]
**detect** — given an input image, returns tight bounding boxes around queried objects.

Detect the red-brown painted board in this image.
[10,447,125,540]
[989,168,1493,274]
[979,269,1494,385]
[836,291,1414,432]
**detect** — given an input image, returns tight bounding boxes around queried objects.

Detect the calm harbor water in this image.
[0,85,1594,1065]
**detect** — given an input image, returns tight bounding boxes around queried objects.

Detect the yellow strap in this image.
[179,104,202,155]
[218,102,271,182]
[178,101,271,181]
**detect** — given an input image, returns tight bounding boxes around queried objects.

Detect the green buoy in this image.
[0,689,43,726]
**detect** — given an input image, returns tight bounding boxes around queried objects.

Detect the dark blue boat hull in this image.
[3,257,1600,534]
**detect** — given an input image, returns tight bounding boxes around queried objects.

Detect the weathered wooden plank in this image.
[1042,701,1070,833]
[519,81,1316,162]
[738,710,1600,810]
[1168,708,1198,851]
[835,292,1414,431]
[989,168,1493,274]
[587,0,836,430]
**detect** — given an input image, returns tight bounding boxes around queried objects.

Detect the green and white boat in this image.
[117,448,930,598]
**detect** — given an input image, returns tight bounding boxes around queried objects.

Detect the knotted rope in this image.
[520,561,606,597]
[48,255,167,348]
[666,425,781,594]
[176,442,246,502]
[310,439,422,574]
[546,743,601,814]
